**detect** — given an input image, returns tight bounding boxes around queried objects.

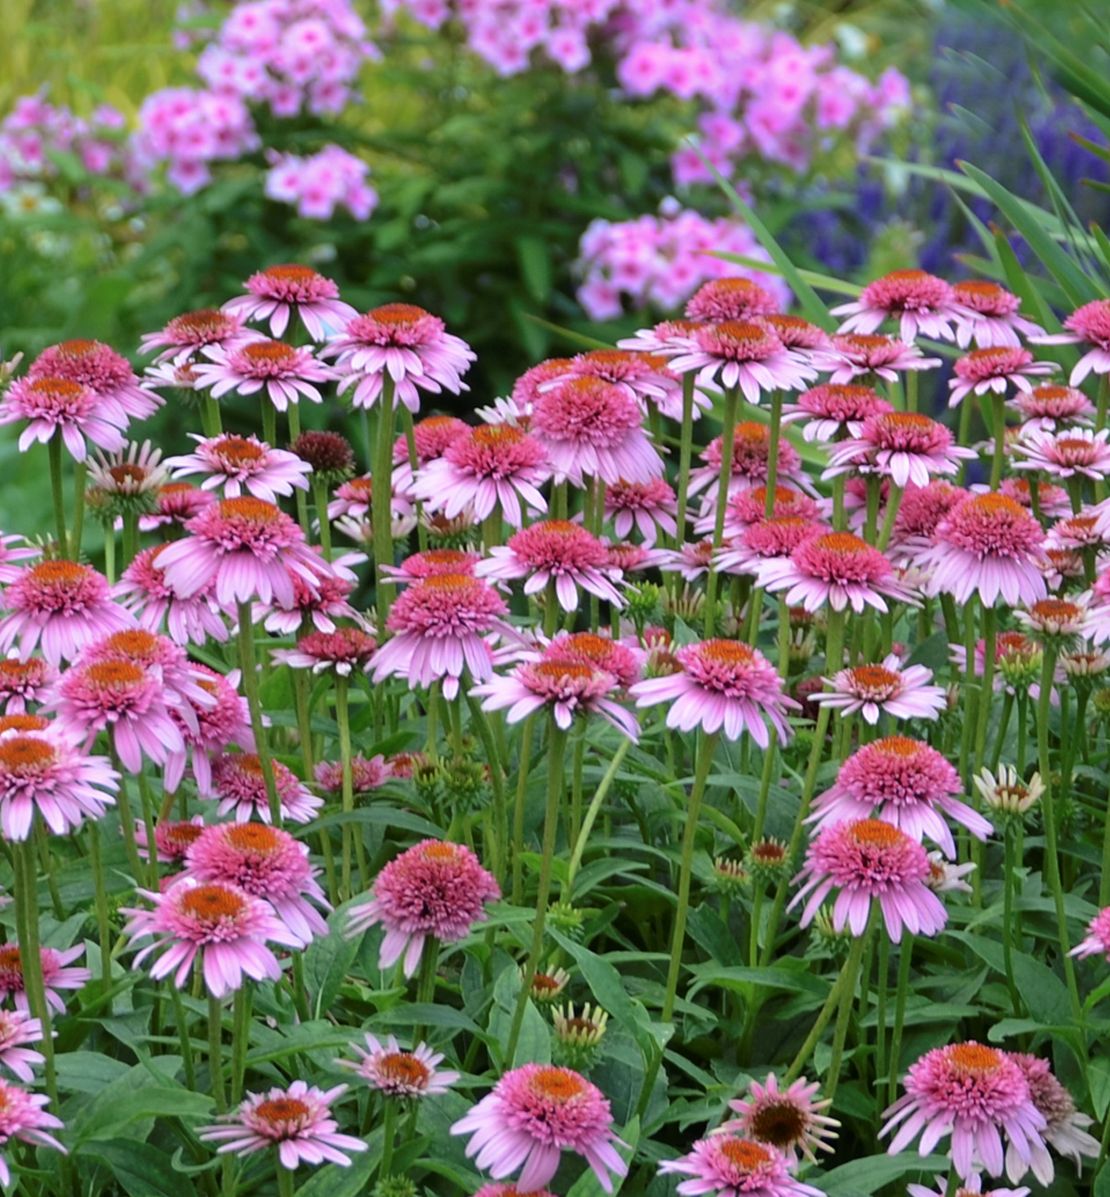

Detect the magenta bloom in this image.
[824,412,975,488]
[717,518,827,578]
[339,1033,459,1098]
[0,1078,66,1186]
[324,302,475,411]
[136,816,205,864]
[193,339,332,412]
[812,657,946,725]
[346,839,500,976]
[451,1064,628,1194]
[920,493,1047,608]
[0,944,89,1014]
[165,664,253,796]
[1071,905,1110,962]
[209,751,321,825]
[166,433,312,501]
[383,548,480,585]
[472,656,639,740]
[809,736,991,855]
[28,338,160,424]
[689,425,807,507]
[604,478,678,544]
[184,822,329,948]
[1033,298,1110,385]
[546,348,683,418]
[667,320,815,402]
[782,383,892,443]
[0,1010,45,1082]
[659,1134,820,1197]
[790,819,948,942]
[114,545,229,647]
[948,347,1056,407]
[199,1081,366,1170]
[1008,1053,1099,1184]
[0,657,54,714]
[273,627,376,677]
[371,574,508,699]
[140,481,216,531]
[413,423,549,526]
[314,754,391,794]
[812,333,941,383]
[156,497,329,609]
[721,1074,839,1165]
[259,556,362,635]
[0,375,127,461]
[910,1179,1028,1197]
[1013,428,1110,482]
[882,1042,1048,1180]
[631,640,796,746]
[832,269,963,342]
[952,280,1044,349]
[1013,384,1096,432]
[545,631,642,689]
[478,520,624,611]
[0,726,117,841]
[122,876,299,997]
[139,307,259,364]
[0,561,133,666]
[686,278,781,322]
[757,531,916,614]
[223,264,357,341]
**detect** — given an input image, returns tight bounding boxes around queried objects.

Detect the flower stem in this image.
[824,924,871,1102]
[378,1098,398,1181]
[510,716,536,905]
[372,383,398,623]
[887,934,913,1104]
[563,739,632,898]
[673,374,696,549]
[702,387,739,637]
[764,391,783,516]
[71,461,87,559]
[783,935,859,1085]
[312,479,333,561]
[13,838,56,1104]
[276,1164,295,1197]
[662,729,719,1022]
[235,602,282,825]
[47,437,68,556]
[989,393,1007,491]
[335,676,366,899]
[230,984,251,1106]
[208,992,226,1113]
[400,405,428,553]
[86,820,113,996]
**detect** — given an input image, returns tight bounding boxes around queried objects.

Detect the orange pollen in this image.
[254,1097,310,1123]
[532,973,563,993]
[717,279,762,293]
[220,497,282,523]
[815,532,868,554]
[369,302,428,326]
[102,630,159,658]
[0,737,56,770]
[734,422,770,445]
[843,335,891,350]
[969,494,1024,517]
[583,350,633,367]
[58,339,97,356]
[30,560,88,585]
[174,308,228,331]
[420,842,461,862]
[1032,386,1072,400]
[179,884,246,920]
[1031,599,1080,620]
[0,946,22,973]
[0,661,38,681]
[30,377,85,398]
[237,754,265,777]
[160,483,194,495]
[163,823,204,850]
[378,1052,431,1086]
[541,520,579,536]
[224,823,284,854]
[472,424,525,447]
[1056,438,1092,453]
[0,715,49,733]
[751,842,786,862]
[998,632,1033,654]
[719,1139,773,1170]
[768,517,808,530]
[347,478,371,496]
[262,264,316,283]
[242,342,296,364]
[108,464,147,484]
[849,820,904,847]
[849,665,899,689]
[700,639,756,665]
[955,281,1004,298]
[1067,517,1097,533]
[421,550,471,567]
[877,736,919,757]
[86,660,144,687]
[421,572,477,593]
[948,1043,1002,1074]
[564,633,611,659]
[715,319,772,343]
[214,436,266,465]
[880,413,933,431]
[534,660,596,681]
[529,1067,587,1101]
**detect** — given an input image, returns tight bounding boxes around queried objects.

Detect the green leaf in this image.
[72,1084,213,1144]
[300,805,442,838]
[515,235,553,304]
[303,918,361,1020]
[1089,1056,1110,1120]
[819,1152,948,1196]
[82,1140,188,1197]
[565,1117,640,1195]
[952,931,1072,1023]
[686,964,826,999]
[294,1152,376,1197]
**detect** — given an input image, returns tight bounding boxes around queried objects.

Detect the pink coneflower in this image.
[122,876,298,996]
[812,334,942,384]
[472,656,639,739]
[920,493,1047,608]
[603,478,678,545]
[791,818,947,942]
[0,1078,66,1185]
[259,557,362,636]
[689,426,807,506]
[813,657,946,725]
[757,531,916,614]
[85,441,168,511]
[832,269,963,342]
[763,315,830,354]
[544,631,642,689]
[998,476,1070,518]
[889,482,969,558]
[659,1134,821,1197]
[136,815,205,863]
[606,541,668,572]
[0,375,127,461]
[530,377,662,487]
[165,665,253,796]
[114,545,229,647]
[1048,513,1106,553]
[809,736,991,855]
[412,424,549,526]
[370,574,508,699]
[909,1178,1029,1197]
[156,497,328,610]
[0,535,38,587]
[1011,384,1095,432]
[720,1074,839,1164]
[314,753,391,794]
[223,264,357,341]
[1013,428,1110,482]
[0,1010,44,1082]
[140,481,215,530]
[630,639,796,746]
[0,561,133,666]
[1033,298,1110,385]
[28,338,160,423]
[273,627,377,677]
[882,1042,1048,1180]
[618,319,703,359]
[781,383,892,443]
[184,822,329,949]
[726,486,824,530]
[1008,1053,1099,1183]
[347,839,500,976]
[1015,597,1090,643]
[478,521,624,611]
[139,307,258,364]
[166,434,312,502]
[0,657,54,713]
[383,548,480,585]
[716,518,825,578]
[508,357,577,409]
[550,349,684,418]
[199,1081,366,1170]
[209,751,321,825]
[193,340,332,412]
[451,1064,628,1194]
[686,277,781,322]
[660,539,715,581]
[666,321,815,402]
[948,347,1056,407]
[1070,905,1110,961]
[0,726,117,840]
[392,413,473,487]
[952,281,1044,349]
[324,303,475,411]
[339,1033,458,1098]
[825,412,976,489]
[0,944,89,1013]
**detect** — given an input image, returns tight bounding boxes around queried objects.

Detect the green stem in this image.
[208,993,226,1112]
[764,391,783,517]
[511,716,536,905]
[48,437,68,556]
[230,984,251,1105]
[286,404,311,536]
[888,934,913,1104]
[71,461,87,559]
[378,1098,398,1180]
[989,393,1007,490]
[824,925,871,1101]
[236,602,282,825]
[276,1164,295,1197]
[674,374,696,548]
[661,729,719,1022]
[312,478,333,560]
[372,383,398,623]
[875,485,903,552]
[564,740,633,898]
[335,676,367,899]
[400,405,429,552]
[87,820,113,996]
[783,940,857,1084]
[1003,824,1022,1015]
[703,387,739,637]
[169,983,196,1089]
[13,838,56,1103]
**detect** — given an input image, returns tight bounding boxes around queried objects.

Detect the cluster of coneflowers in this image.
[0,260,1107,1195]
